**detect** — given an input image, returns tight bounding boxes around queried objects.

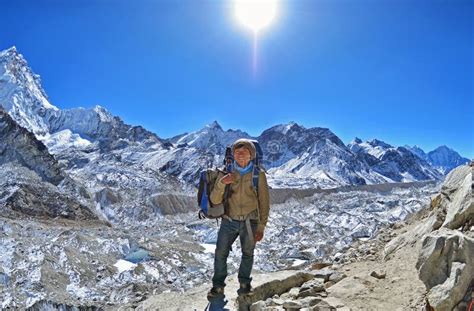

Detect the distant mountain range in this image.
[0,46,470,199]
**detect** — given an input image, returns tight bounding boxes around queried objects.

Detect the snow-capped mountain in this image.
[0,46,467,196]
[405,145,470,175]
[169,120,252,153]
[0,46,59,136]
[348,138,442,182]
[257,123,384,188]
[427,146,470,174]
[0,47,165,152]
[0,47,192,224]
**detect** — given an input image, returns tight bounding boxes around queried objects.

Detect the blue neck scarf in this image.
[233,160,253,175]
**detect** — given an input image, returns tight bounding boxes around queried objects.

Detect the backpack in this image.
[197,139,264,220]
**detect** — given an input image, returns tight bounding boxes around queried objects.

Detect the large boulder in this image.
[416,228,474,310]
[437,165,473,230]
[415,164,474,310]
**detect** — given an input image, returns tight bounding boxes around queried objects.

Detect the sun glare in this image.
[234,0,278,34]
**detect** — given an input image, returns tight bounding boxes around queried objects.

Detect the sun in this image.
[234,0,279,34]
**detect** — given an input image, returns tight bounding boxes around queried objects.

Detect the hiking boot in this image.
[237,283,252,295]
[207,287,224,300]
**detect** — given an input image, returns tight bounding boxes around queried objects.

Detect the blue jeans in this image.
[212,217,258,288]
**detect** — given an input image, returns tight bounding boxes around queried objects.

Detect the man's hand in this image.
[220,173,234,185]
[254,230,264,242]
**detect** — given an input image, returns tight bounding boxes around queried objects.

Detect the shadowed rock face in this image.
[0,108,97,221]
[1,168,96,220]
[0,107,64,185]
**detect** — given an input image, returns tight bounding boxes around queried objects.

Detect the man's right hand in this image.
[220,173,234,185]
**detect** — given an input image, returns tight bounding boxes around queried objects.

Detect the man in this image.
[207,138,270,300]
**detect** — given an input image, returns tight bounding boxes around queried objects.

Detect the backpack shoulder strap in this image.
[252,163,261,196]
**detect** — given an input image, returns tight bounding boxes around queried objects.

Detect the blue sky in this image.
[1,0,473,158]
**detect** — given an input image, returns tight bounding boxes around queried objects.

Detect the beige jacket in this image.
[210,168,270,232]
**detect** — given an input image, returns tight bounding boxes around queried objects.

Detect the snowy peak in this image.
[171,121,252,151]
[404,144,469,175]
[205,120,223,130]
[257,122,370,188]
[0,46,60,136]
[367,139,393,149]
[404,145,427,160]
[0,46,54,109]
[269,121,302,135]
[426,145,470,174]
[348,138,392,159]
[348,139,442,182]
[93,105,114,122]
[0,47,164,151]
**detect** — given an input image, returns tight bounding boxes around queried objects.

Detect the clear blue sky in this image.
[1,0,473,158]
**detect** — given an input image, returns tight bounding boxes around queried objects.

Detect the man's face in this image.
[234,146,251,167]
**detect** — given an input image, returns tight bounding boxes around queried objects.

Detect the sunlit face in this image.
[234,0,278,34]
[234,146,251,167]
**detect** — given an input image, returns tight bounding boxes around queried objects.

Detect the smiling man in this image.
[207,138,270,300]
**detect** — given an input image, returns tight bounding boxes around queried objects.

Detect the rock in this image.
[365,254,376,261]
[383,215,437,260]
[332,252,344,262]
[297,279,325,298]
[288,287,300,298]
[312,299,337,310]
[328,271,347,283]
[237,272,315,311]
[250,301,267,311]
[322,297,347,308]
[311,262,332,270]
[416,228,474,310]
[437,165,473,230]
[370,269,386,279]
[297,296,322,307]
[324,281,335,289]
[282,300,303,310]
[311,268,335,282]
[312,297,348,310]
[267,298,285,306]
[280,292,291,299]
